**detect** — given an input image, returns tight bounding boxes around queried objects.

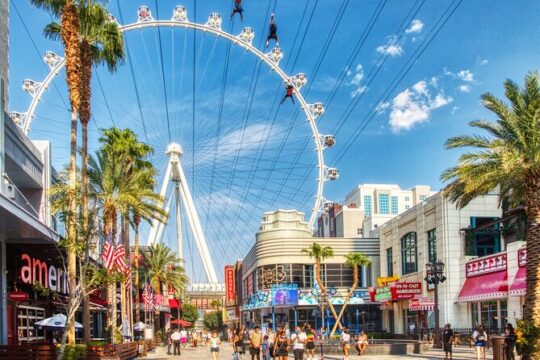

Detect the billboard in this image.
[271,284,299,306]
[225,265,236,303]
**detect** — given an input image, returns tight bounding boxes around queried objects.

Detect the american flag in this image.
[142,282,155,311]
[114,243,127,270]
[101,234,115,270]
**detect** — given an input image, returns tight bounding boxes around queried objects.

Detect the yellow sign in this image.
[377,275,400,287]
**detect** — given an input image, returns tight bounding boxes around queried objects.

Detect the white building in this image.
[376,190,525,335]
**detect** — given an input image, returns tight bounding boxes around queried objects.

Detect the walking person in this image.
[171,328,182,355]
[261,335,270,360]
[340,327,351,360]
[265,13,279,48]
[290,325,307,360]
[249,326,263,360]
[472,325,488,360]
[230,0,244,22]
[209,330,221,360]
[180,327,188,348]
[234,328,246,358]
[280,84,295,104]
[442,324,454,360]
[504,323,517,360]
[267,328,275,359]
[304,325,316,360]
[166,328,173,355]
[273,330,289,360]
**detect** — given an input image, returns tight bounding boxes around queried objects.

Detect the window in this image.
[468,217,501,256]
[363,195,372,216]
[291,264,304,287]
[419,195,427,201]
[303,264,314,288]
[378,194,390,214]
[401,232,418,274]
[405,196,410,201]
[427,229,437,263]
[386,248,393,276]
[391,196,399,214]
[405,205,410,210]
[18,306,45,341]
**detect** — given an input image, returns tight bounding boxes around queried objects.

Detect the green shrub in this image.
[62,344,87,360]
[87,340,109,347]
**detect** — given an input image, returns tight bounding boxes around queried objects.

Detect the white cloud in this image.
[430,77,439,88]
[405,19,424,34]
[459,84,471,93]
[375,101,390,115]
[389,80,453,132]
[376,36,403,57]
[351,86,368,98]
[451,106,460,114]
[457,70,474,82]
[478,59,488,66]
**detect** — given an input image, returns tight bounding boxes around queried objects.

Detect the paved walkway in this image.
[139,344,494,359]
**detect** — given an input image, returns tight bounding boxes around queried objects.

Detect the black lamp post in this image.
[360,311,366,332]
[317,293,328,336]
[424,261,446,348]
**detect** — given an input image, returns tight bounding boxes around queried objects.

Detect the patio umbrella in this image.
[34,314,83,331]
[170,319,192,327]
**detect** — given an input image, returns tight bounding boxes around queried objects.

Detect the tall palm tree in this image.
[330,252,372,336]
[30,0,81,346]
[142,243,189,295]
[441,72,540,358]
[301,242,342,330]
[44,3,125,342]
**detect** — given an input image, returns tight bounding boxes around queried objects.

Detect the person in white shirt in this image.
[180,328,188,348]
[290,326,307,360]
[171,329,182,355]
[340,328,351,360]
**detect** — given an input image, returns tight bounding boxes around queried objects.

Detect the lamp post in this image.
[424,261,446,349]
[360,311,367,332]
[317,293,328,337]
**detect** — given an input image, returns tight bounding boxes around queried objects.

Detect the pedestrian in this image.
[442,324,454,360]
[472,325,488,360]
[290,325,307,360]
[192,329,198,347]
[273,330,289,360]
[234,328,246,358]
[340,327,351,360]
[180,327,188,348]
[171,328,182,355]
[230,0,244,22]
[280,84,295,104]
[304,324,315,359]
[267,328,275,359]
[261,335,270,360]
[355,330,368,355]
[504,323,517,360]
[249,326,263,360]
[209,330,221,360]
[265,13,279,48]
[166,328,173,355]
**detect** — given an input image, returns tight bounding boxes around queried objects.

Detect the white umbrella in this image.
[133,322,146,331]
[34,314,83,331]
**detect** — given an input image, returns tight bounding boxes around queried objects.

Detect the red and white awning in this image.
[409,299,435,312]
[457,270,508,302]
[509,267,526,296]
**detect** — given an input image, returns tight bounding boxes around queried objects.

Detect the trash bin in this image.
[491,336,505,360]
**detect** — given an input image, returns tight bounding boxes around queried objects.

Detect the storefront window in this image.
[18,306,45,341]
[500,300,508,328]
[401,232,418,275]
[304,264,314,288]
[472,303,479,327]
[480,301,498,330]
[291,264,303,287]
[427,229,437,263]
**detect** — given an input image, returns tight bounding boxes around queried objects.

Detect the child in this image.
[262,335,270,360]
[209,330,221,360]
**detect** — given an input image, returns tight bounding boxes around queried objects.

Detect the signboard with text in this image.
[225,266,236,303]
[391,282,422,300]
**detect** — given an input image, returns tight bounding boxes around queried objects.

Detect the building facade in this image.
[241,209,381,333]
[376,190,525,335]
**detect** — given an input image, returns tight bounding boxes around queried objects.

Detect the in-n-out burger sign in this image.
[19,253,70,295]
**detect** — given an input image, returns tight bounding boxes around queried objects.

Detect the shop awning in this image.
[168,298,181,309]
[457,271,508,302]
[409,299,435,312]
[509,267,526,296]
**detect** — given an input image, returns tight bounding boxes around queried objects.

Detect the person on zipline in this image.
[280,84,295,104]
[266,13,279,48]
[230,0,244,22]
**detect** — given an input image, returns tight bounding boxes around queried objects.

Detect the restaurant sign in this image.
[374,287,392,302]
[225,266,236,302]
[19,253,70,295]
[370,282,422,302]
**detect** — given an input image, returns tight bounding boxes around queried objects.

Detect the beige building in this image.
[241,210,381,332]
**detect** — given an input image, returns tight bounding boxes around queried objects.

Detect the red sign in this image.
[391,282,422,300]
[8,291,29,302]
[225,266,236,302]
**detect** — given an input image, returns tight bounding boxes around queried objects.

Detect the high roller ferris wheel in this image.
[9,4,340,283]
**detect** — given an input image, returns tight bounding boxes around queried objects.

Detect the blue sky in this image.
[7,0,540,281]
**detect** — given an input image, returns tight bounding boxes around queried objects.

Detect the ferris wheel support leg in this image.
[155,193,173,246]
[174,182,183,260]
[174,160,218,283]
[147,161,173,246]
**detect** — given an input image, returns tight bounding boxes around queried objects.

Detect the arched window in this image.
[401,232,418,274]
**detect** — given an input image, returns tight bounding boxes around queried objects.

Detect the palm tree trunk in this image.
[523,181,540,358]
[134,217,141,323]
[105,208,118,343]
[330,265,358,337]
[315,260,342,331]
[67,110,78,345]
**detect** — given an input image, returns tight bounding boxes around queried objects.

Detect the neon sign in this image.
[19,253,70,295]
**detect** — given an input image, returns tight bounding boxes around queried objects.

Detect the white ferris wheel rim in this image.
[12,8,337,228]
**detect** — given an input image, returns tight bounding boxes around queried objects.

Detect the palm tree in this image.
[31,0,81,346]
[330,252,372,337]
[142,243,189,295]
[301,242,342,330]
[441,72,540,358]
[44,4,125,341]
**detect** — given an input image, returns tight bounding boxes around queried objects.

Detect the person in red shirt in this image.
[280,84,295,104]
[230,0,244,21]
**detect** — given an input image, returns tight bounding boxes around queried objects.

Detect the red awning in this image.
[409,298,435,312]
[509,267,526,296]
[168,298,181,309]
[458,271,508,302]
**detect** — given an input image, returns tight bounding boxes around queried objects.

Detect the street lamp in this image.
[424,261,446,348]
[317,293,328,337]
[360,311,367,332]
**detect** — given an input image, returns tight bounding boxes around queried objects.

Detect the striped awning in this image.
[408,301,435,311]
[458,270,508,302]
